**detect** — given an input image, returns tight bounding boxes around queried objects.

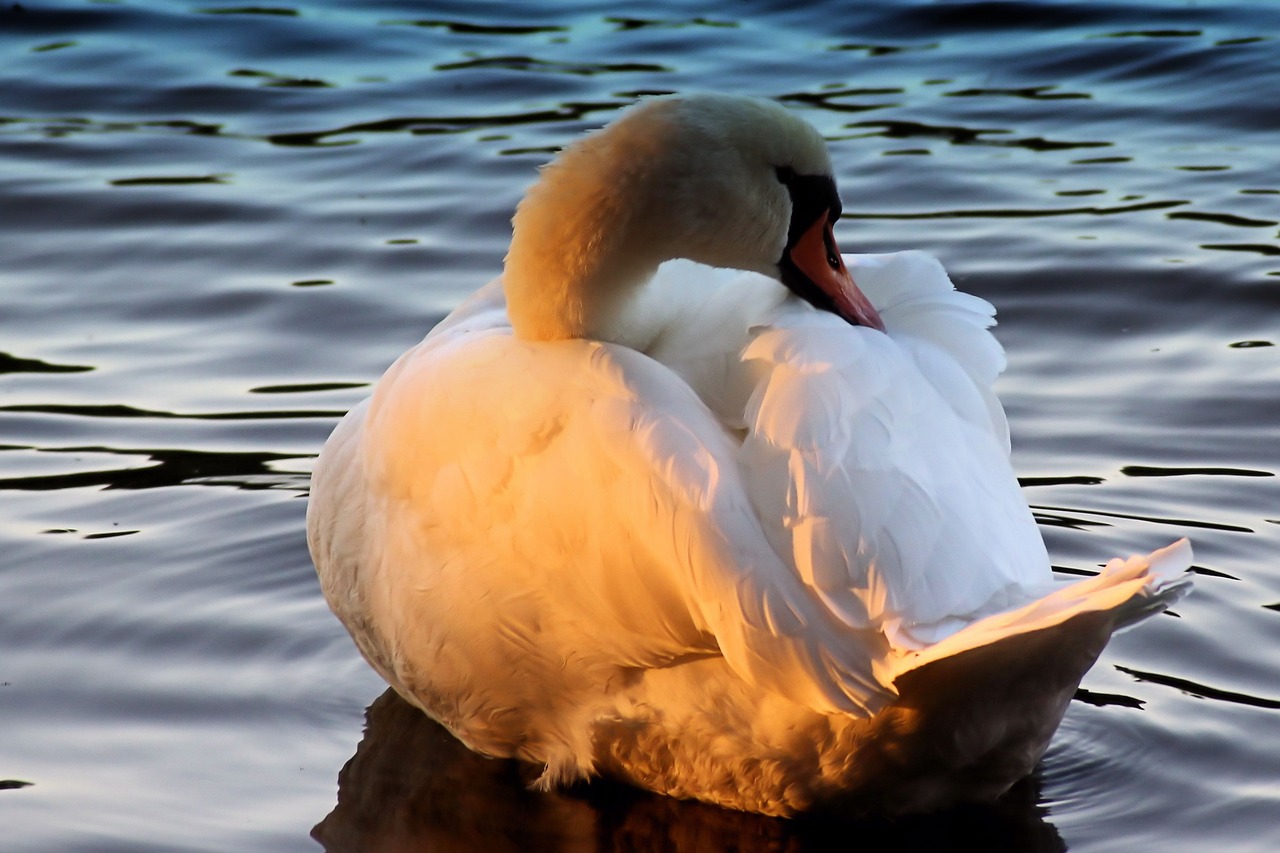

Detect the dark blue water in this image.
[2,1,1277,850]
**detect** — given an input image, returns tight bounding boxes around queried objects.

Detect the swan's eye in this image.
[823,224,841,269]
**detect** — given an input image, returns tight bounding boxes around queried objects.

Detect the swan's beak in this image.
[782,215,886,332]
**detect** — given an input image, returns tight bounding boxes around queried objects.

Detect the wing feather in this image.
[349,290,895,720]
[319,251,1062,728]
[739,254,1051,650]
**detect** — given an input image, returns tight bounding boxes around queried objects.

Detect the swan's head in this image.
[505,94,884,342]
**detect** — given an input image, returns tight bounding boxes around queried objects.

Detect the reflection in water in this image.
[314,690,1065,853]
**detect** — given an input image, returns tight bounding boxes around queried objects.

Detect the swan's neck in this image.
[501,95,831,349]
[503,128,677,350]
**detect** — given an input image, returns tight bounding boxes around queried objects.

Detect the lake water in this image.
[2,0,1278,850]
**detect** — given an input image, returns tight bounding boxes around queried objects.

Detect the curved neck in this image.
[503,125,676,348]
[500,95,829,348]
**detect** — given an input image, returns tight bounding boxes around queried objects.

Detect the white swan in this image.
[308,94,1192,816]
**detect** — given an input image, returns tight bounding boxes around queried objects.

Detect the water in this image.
[2,1,1277,849]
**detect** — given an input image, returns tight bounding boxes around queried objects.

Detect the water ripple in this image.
[845,198,1188,220]
[4,0,1279,849]
[0,445,309,492]
[0,352,93,375]
[263,102,624,147]
[1116,665,1280,711]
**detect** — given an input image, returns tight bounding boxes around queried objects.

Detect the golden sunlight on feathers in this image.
[308,94,1192,816]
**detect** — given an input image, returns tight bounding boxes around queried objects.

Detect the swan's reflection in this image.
[313,689,1066,852]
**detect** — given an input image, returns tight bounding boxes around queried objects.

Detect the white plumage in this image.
[308,94,1191,816]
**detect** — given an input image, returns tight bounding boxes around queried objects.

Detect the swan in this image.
[308,94,1192,817]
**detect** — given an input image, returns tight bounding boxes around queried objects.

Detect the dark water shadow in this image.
[313,690,1065,853]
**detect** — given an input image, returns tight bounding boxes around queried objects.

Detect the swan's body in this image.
[309,95,1191,816]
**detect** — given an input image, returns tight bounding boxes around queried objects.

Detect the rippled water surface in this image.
[2,1,1278,850]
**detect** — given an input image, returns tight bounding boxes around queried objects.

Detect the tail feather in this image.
[1110,537,1194,631]
[890,538,1193,680]
[834,538,1195,813]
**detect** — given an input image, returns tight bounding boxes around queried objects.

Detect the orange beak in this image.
[785,215,885,333]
